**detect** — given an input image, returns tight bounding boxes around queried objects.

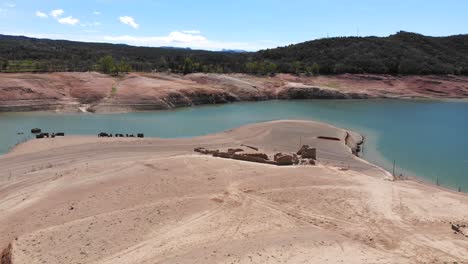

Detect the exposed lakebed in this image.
[1,99,467,191]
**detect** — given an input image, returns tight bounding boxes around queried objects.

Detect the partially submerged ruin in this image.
[194,145,317,166]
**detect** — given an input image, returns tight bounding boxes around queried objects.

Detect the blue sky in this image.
[0,0,467,51]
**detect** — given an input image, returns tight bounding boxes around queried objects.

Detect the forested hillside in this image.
[1,31,467,75]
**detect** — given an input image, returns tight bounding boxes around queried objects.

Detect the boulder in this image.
[275,154,294,166]
[274,153,284,161]
[297,145,317,159]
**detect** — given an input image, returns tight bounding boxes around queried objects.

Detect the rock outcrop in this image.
[277,84,368,99]
[344,132,364,156]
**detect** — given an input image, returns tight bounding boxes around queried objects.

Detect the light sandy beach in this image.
[0,120,467,263]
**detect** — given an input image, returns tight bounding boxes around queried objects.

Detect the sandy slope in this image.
[1,72,467,112]
[0,120,467,263]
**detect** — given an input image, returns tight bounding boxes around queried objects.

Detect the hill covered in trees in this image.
[0,31,467,75]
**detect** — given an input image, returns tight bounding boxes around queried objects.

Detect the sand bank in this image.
[0,120,467,263]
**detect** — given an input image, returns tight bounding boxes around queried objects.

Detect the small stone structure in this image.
[297,145,317,159]
[194,145,317,167]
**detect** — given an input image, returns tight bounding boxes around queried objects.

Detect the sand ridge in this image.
[0,120,467,263]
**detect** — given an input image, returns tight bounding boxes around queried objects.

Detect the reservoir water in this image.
[1,99,467,191]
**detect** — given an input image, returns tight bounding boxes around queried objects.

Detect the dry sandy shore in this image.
[0,120,467,263]
[1,72,468,113]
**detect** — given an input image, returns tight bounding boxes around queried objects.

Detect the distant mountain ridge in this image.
[221,49,248,53]
[0,31,467,75]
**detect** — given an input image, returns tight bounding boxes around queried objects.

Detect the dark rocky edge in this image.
[277,86,369,99]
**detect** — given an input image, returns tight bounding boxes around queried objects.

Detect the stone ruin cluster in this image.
[194,144,317,166]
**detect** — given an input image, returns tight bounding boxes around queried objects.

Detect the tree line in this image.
[1,31,467,75]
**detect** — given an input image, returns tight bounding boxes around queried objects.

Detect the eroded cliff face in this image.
[276,83,368,99]
[0,72,467,112]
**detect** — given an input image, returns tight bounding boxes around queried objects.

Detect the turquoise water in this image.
[1,99,467,191]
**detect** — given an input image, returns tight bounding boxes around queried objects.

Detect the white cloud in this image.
[102,31,278,51]
[50,9,64,18]
[36,11,48,18]
[119,16,139,29]
[182,30,201,34]
[93,11,101,15]
[167,31,207,42]
[103,31,207,46]
[40,9,81,26]
[58,16,79,25]
[3,32,281,51]
[5,3,15,8]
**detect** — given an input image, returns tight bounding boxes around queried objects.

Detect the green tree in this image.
[311,62,320,75]
[245,62,258,74]
[265,62,278,75]
[201,65,210,73]
[183,58,194,74]
[215,65,224,73]
[98,55,116,74]
[293,61,302,75]
[193,62,201,72]
[117,59,132,74]
[305,66,313,76]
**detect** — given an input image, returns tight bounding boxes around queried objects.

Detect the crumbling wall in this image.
[195,145,316,167]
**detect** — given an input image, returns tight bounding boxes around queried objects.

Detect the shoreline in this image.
[2,96,468,115]
[1,98,467,195]
[1,72,467,113]
[2,94,468,114]
[4,119,466,197]
[1,105,467,195]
